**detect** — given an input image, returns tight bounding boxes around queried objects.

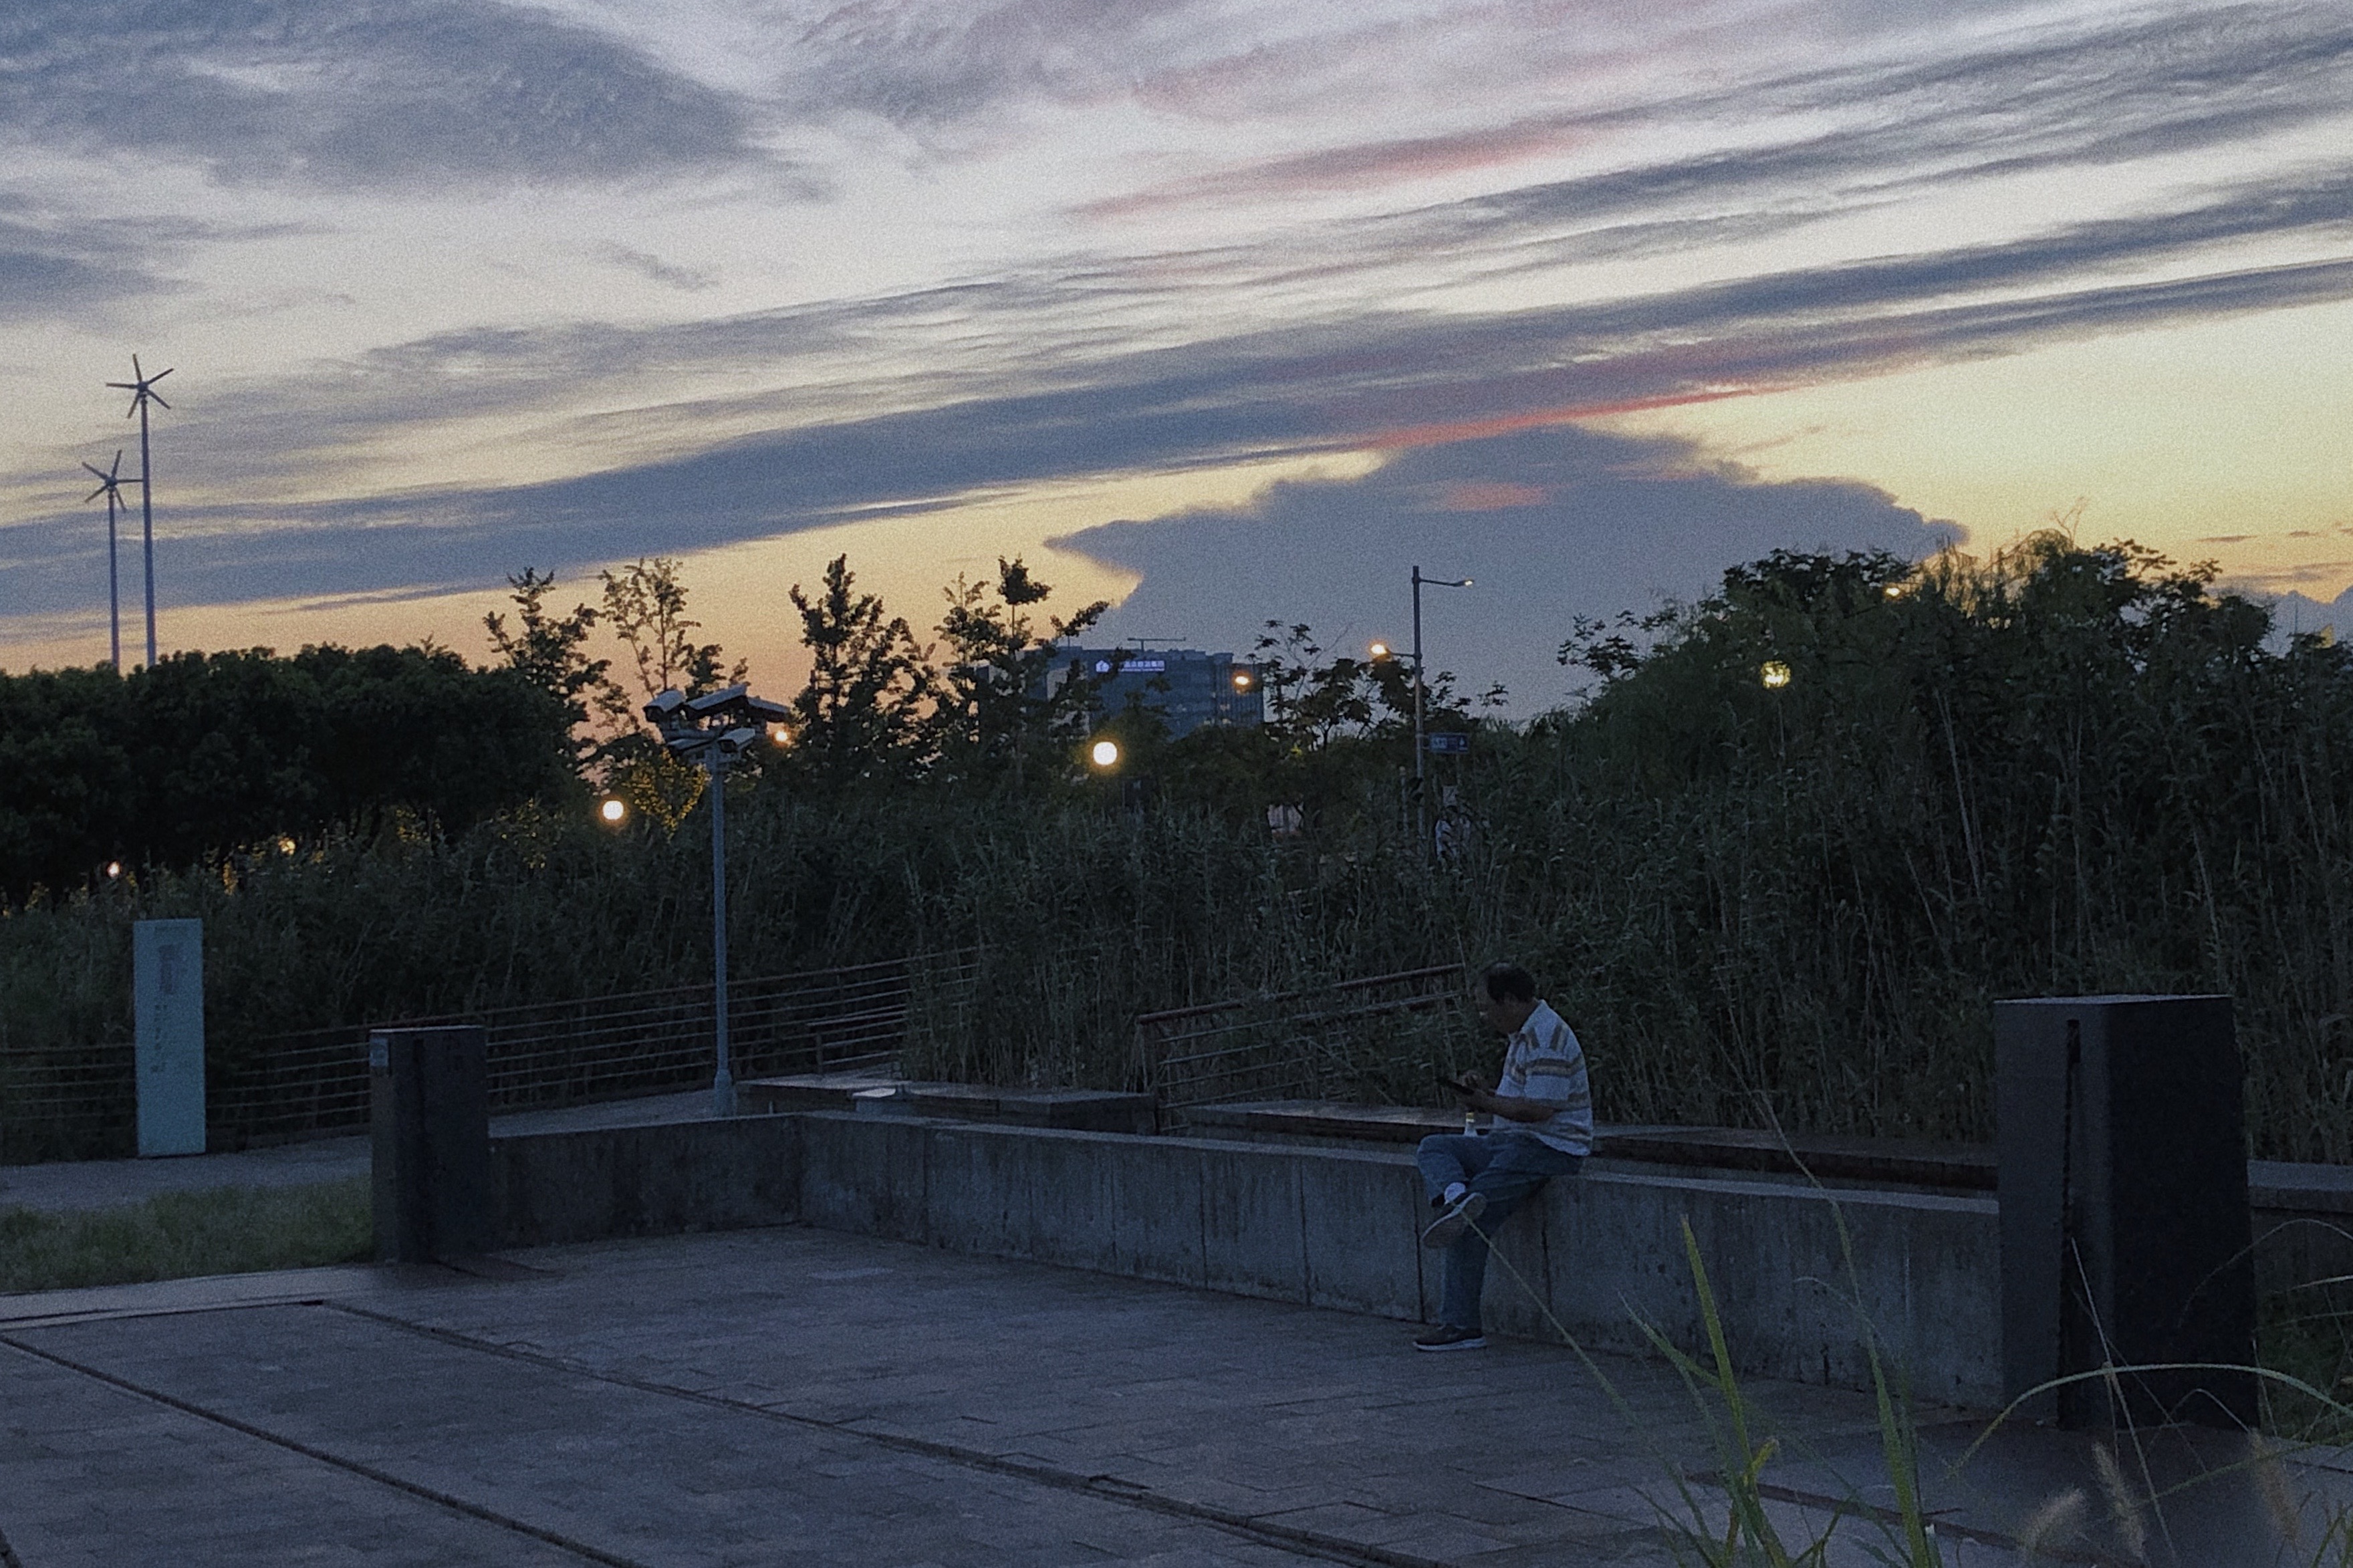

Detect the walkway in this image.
[4,1221,2338,1566]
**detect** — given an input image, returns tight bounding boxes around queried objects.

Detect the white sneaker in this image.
[1420,1190,1487,1249]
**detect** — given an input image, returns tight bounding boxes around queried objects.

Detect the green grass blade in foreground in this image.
[1469,1212,1844,1566]
[0,1178,371,1293]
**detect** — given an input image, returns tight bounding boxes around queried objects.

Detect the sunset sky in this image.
[3,0,2348,709]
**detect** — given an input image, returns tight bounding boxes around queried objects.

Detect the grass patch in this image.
[0,1177,372,1293]
[2261,1283,2353,1443]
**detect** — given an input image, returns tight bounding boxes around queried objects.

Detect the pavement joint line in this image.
[0,1330,654,1568]
[0,1292,340,1331]
[324,1299,1504,1568]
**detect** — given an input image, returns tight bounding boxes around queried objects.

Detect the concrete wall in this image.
[489,1111,2004,1406]
[489,1116,801,1249]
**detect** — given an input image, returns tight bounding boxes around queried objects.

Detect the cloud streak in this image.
[0,0,759,188]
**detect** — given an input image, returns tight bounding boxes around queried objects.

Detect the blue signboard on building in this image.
[1061,647,1263,737]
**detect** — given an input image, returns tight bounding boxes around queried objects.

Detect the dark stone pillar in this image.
[1995,995,2256,1428]
[369,1025,491,1263]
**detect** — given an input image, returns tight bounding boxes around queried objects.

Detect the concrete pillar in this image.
[370,1025,492,1263]
[1995,995,2256,1428]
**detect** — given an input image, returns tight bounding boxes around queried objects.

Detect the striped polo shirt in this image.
[1495,1000,1592,1156]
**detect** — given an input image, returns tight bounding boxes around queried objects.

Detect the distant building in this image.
[1054,646,1263,737]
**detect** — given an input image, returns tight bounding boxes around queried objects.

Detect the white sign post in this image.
[134,918,206,1156]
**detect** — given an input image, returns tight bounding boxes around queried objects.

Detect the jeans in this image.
[1416,1131,1584,1333]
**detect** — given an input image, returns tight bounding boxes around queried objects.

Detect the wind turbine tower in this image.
[81,449,130,669]
[106,355,172,668]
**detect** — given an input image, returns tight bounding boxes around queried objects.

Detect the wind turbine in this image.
[81,449,129,669]
[106,355,172,668]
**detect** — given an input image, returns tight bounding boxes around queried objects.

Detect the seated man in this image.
[1412,962,1592,1351]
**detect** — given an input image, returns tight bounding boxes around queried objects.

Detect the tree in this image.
[0,646,574,901]
[483,568,610,769]
[785,555,933,787]
[596,557,745,716]
[931,557,1108,782]
[594,557,746,830]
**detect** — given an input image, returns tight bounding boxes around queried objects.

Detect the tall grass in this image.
[0,1179,371,1292]
[5,537,2350,1158]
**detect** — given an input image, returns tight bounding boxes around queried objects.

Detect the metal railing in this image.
[1134,962,1466,1117]
[1,949,980,1162]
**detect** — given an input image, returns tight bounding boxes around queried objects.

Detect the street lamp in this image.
[1408,566,1471,854]
[597,796,629,826]
[1090,737,1121,770]
[643,681,791,1117]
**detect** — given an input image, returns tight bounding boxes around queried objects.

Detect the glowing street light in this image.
[1231,668,1253,691]
[104,860,124,880]
[1090,738,1122,770]
[1368,640,1391,660]
[598,797,629,825]
[1761,660,1793,689]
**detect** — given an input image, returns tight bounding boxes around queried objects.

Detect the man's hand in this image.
[1453,1069,1556,1125]
[1451,1071,1506,1117]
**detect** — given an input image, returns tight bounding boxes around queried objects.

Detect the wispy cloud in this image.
[601,247,719,292]
[6,0,2352,664]
[0,0,760,187]
[11,205,2343,628]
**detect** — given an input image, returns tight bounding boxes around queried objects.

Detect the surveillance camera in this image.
[684,682,749,717]
[743,695,791,723]
[717,725,761,753]
[644,689,688,723]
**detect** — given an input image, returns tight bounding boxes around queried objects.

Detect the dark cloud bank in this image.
[1061,425,1955,712]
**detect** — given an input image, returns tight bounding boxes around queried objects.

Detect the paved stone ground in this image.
[5,1222,2342,1568]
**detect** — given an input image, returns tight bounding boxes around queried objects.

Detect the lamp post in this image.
[644,682,791,1117]
[1409,565,1471,854]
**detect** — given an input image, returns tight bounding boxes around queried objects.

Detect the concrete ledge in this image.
[479,1109,2350,1410]
[1185,1102,1998,1190]
[786,1113,1999,1406]
[487,1115,800,1249]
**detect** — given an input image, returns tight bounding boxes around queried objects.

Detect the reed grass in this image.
[4,536,2349,1159]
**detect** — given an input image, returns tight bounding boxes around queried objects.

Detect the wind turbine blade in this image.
[83,462,110,481]
[150,367,173,384]
[146,392,171,409]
